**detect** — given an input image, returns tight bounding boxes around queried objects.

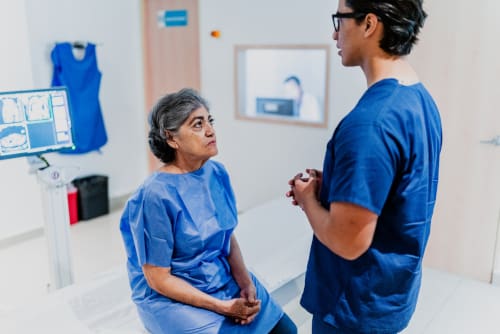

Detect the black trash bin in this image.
[73,175,109,220]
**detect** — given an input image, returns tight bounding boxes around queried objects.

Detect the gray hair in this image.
[148,88,209,163]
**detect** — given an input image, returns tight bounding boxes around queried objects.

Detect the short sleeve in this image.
[329,124,399,215]
[127,188,175,268]
[210,161,238,218]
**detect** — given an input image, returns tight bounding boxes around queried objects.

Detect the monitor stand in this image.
[29,156,79,291]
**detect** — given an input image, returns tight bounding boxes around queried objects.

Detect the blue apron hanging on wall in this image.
[51,42,107,154]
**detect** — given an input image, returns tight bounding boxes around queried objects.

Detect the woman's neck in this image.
[161,158,207,174]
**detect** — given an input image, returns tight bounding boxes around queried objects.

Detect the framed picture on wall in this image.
[235,44,330,128]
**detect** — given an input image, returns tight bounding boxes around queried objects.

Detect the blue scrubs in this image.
[120,160,282,333]
[301,79,442,333]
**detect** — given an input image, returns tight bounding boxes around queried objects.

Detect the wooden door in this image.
[142,0,200,171]
[410,1,500,282]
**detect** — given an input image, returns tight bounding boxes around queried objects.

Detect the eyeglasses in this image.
[331,12,368,32]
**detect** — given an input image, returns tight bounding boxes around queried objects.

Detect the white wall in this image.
[0,0,45,238]
[199,0,365,210]
[406,0,500,282]
[1,0,366,237]
[24,0,148,199]
[0,0,148,238]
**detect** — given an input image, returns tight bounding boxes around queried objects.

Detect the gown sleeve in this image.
[128,187,175,268]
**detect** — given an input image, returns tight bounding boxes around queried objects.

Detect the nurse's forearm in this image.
[302,200,377,260]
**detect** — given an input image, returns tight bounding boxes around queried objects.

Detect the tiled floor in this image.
[1,209,500,333]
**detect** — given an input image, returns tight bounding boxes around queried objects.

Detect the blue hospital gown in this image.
[120,160,283,333]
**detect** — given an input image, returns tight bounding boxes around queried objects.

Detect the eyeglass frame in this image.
[331,12,369,32]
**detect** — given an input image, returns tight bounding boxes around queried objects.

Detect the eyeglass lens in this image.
[332,16,339,32]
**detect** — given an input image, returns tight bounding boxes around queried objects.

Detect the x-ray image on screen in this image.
[0,125,28,153]
[26,95,50,121]
[0,87,75,160]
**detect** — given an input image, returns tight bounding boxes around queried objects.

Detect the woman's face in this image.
[284,81,301,101]
[170,106,217,162]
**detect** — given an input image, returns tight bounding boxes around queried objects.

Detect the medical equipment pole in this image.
[34,162,79,291]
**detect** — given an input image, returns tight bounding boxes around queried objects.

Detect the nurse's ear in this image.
[364,13,380,37]
[165,131,179,150]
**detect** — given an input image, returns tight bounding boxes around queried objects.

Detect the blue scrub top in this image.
[301,79,442,333]
[120,160,282,333]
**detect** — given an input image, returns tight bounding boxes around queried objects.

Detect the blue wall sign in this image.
[159,10,188,27]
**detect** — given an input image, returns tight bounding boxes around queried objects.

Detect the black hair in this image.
[148,88,209,163]
[284,75,302,86]
[345,0,427,56]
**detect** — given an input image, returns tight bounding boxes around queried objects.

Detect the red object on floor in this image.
[67,185,79,225]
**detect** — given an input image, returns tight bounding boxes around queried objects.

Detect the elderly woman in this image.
[120,89,297,333]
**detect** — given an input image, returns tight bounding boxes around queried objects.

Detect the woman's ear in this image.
[165,131,179,149]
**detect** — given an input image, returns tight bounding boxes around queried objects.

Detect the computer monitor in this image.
[255,97,296,117]
[0,87,75,160]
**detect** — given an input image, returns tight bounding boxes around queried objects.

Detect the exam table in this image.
[0,197,311,333]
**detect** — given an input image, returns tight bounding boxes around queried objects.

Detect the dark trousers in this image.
[269,313,297,334]
[312,316,398,334]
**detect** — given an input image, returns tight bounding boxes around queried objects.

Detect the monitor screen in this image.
[255,97,296,117]
[0,87,75,160]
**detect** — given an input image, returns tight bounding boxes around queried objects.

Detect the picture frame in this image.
[234,44,330,128]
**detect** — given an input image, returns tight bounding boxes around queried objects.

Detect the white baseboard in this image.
[0,227,44,250]
[0,194,130,250]
[109,193,131,213]
[492,271,500,286]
